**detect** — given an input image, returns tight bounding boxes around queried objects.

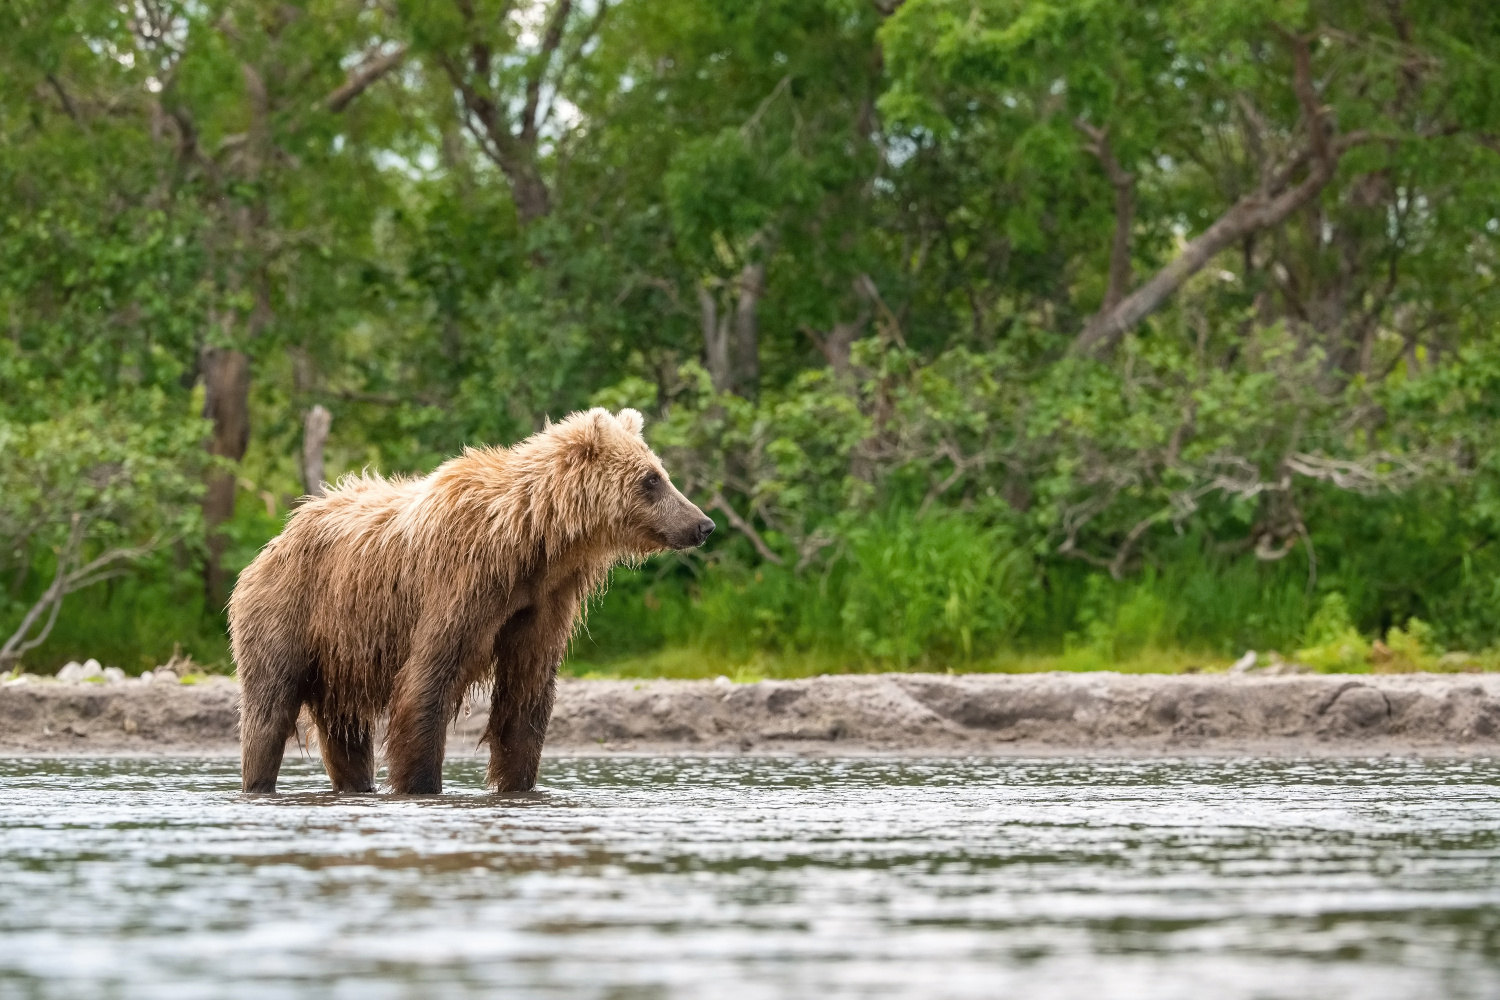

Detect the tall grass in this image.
[13,498,1500,678]
[567,512,1330,676]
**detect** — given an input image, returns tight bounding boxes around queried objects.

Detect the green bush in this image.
[839,511,1026,665]
[1379,618,1442,673]
[1296,594,1372,673]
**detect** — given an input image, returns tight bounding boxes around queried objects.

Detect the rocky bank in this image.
[3,672,1500,756]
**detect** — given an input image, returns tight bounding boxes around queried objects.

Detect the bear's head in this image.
[541,407,715,555]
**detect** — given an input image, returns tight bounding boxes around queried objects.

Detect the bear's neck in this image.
[425,448,622,584]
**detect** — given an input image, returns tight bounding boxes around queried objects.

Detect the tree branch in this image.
[1074,119,1136,321]
[45,74,82,123]
[1071,30,1375,357]
[741,75,792,136]
[520,0,572,143]
[919,441,976,515]
[440,48,553,222]
[1279,27,1331,166]
[540,0,610,132]
[1282,450,1429,493]
[325,44,408,113]
[707,492,784,566]
[1072,130,1371,356]
[0,516,83,667]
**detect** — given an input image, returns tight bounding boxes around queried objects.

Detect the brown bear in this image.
[229,407,713,795]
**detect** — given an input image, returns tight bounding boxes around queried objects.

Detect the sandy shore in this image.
[3,672,1500,757]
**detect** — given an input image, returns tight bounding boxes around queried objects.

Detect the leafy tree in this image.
[0,401,207,667]
[4,0,1500,671]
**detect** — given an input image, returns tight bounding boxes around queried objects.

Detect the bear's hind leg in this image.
[385,685,448,794]
[316,713,376,793]
[240,683,303,794]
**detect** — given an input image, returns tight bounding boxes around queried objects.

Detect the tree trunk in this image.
[821,319,864,378]
[1074,120,1136,321]
[812,275,876,378]
[699,285,732,393]
[301,404,332,499]
[507,162,552,225]
[731,262,764,397]
[200,346,251,609]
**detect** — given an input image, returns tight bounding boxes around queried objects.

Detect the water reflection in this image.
[1,755,1498,999]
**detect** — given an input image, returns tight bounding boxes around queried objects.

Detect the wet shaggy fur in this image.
[230,408,713,795]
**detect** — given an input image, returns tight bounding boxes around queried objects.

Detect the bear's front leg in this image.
[486,602,572,792]
[386,623,475,794]
[486,665,559,792]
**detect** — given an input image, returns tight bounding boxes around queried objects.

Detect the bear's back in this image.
[295,472,430,548]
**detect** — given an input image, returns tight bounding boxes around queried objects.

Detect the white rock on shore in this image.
[4,661,175,686]
[56,659,104,682]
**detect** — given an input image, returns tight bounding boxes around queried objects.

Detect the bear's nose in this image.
[696,517,716,544]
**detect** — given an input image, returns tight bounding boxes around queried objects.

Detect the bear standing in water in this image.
[229,408,714,795]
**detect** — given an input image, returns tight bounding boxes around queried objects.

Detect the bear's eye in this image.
[640,472,662,494]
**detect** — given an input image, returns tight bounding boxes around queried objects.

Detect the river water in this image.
[0,755,1498,999]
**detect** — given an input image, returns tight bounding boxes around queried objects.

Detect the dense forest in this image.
[3,0,1500,677]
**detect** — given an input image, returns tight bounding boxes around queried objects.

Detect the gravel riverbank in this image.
[3,672,1500,757]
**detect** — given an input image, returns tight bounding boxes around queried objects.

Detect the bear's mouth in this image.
[664,517,715,550]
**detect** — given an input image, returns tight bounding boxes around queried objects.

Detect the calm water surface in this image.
[1,755,1498,999]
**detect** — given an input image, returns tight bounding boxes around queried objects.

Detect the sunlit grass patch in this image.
[563,644,1236,680]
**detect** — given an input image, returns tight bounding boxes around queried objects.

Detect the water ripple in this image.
[1,755,1497,999]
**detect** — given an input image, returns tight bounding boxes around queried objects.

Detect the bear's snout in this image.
[652,482,717,550]
[664,512,715,550]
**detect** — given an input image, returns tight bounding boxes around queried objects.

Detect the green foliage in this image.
[1381,617,1442,673]
[0,398,210,666]
[840,511,1026,664]
[4,0,1500,674]
[1296,593,1371,673]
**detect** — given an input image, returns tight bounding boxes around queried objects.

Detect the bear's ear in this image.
[558,409,611,464]
[617,408,645,436]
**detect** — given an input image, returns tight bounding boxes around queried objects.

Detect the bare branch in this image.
[1283,450,1429,493]
[521,0,573,142]
[325,44,408,113]
[919,441,977,515]
[62,568,136,593]
[1108,513,1158,580]
[741,75,792,137]
[1254,532,1297,560]
[63,543,156,589]
[1072,131,1372,356]
[0,516,83,667]
[795,529,837,574]
[1071,28,1378,356]
[707,492,784,566]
